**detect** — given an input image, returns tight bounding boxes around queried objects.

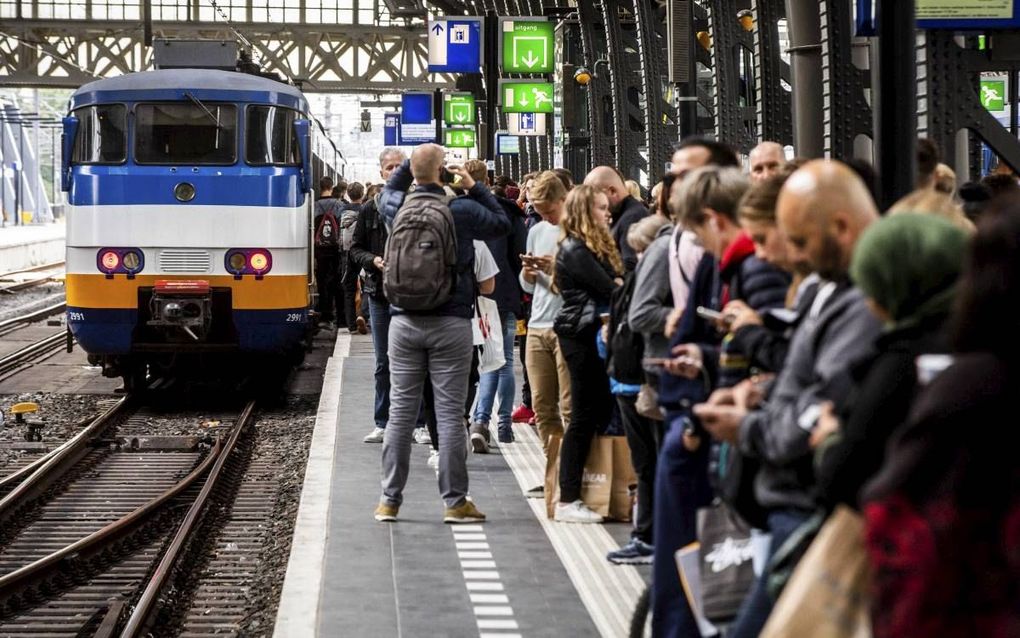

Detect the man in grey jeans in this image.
[374,144,510,524]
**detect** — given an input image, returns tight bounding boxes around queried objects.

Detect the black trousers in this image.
[314,252,341,323]
[617,394,660,543]
[339,257,359,328]
[558,326,613,503]
[519,331,532,409]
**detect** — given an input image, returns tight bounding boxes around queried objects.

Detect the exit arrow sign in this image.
[501,18,554,74]
[443,92,477,126]
[500,80,554,114]
[444,128,476,148]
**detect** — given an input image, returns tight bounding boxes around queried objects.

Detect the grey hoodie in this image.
[738,283,883,511]
[629,223,675,361]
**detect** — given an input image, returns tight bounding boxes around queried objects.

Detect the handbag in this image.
[697,501,759,623]
[710,441,769,530]
[473,296,505,374]
[760,507,871,638]
[636,383,665,421]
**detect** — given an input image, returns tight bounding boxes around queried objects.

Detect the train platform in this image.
[274,333,649,638]
[0,221,65,272]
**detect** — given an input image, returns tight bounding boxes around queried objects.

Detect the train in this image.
[61,68,343,388]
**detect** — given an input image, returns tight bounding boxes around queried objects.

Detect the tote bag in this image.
[473,296,505,374]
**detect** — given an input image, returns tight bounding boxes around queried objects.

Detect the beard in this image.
[814,233,847,281]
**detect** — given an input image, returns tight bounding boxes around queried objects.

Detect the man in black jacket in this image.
[349,147,405,444]
[584,166,648,272]
[463,160,528,451]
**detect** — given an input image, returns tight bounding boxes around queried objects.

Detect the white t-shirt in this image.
[518,221,563,329]
[474,240,499,282]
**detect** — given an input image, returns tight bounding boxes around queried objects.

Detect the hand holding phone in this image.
[696,305,735,330]
[642,357,668,369]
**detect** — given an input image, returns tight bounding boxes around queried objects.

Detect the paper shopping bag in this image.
[580,436,614,518]
[608,435,637,521]
[760,506,872,638]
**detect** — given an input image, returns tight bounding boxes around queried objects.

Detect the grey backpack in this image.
[383,191,458,310]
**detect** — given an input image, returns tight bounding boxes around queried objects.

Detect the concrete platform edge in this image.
[272,333,350,638]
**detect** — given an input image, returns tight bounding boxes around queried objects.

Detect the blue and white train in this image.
[61,68,343,387]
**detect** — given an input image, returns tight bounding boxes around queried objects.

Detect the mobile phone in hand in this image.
[642,357,668,368]
[696,306,724,321]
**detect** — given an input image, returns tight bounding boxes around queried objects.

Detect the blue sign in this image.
[401,93,433,125]
[384,112,399,146]
[427,17,484,73]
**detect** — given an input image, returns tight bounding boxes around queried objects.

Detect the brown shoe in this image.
[355,316,368,335]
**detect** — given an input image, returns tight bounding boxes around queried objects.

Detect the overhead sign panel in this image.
[443,93,476,125]
[981,75,1008,114]
[914,0,1020,29]
[401,92,433,124]
[496,133,520,155]
[500,80,554,114]
[508,112,547,136]
[444,128,477,148]
[399,121,437,146]
[383,112,399,146]
[501,18,555,74]
[428,17,484,73]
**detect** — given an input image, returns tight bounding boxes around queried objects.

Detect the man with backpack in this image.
[313,175,343,331]
[374,144,510,525]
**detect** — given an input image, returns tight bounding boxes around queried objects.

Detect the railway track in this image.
[0,262,65,295]
[0,330,68,382]
[0,397,260,637]
[0,302,67,339]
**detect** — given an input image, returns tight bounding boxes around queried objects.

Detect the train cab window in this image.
[72,104,127,164]
[246,105,300,165]
[135,102,237,164]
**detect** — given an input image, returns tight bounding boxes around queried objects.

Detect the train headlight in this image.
[174,182,196,202]
[227,252,247,273]
[122,250,142,272]
[224,249,272,278]
[249,251,269,272]
[100,250,120,272]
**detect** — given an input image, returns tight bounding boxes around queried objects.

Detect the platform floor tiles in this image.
[316,335,648,637]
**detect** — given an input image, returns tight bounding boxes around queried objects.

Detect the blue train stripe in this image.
[67,168,304,208]
[68,307,308,356]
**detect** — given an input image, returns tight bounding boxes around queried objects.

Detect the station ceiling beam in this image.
[0,20,456,92]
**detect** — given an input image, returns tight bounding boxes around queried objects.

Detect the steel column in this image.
[784,0,824,157]
[873,0,916,208]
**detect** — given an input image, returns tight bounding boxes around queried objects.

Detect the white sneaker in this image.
[555,500,604,524]
[413,427,432,445]
[427,449,440,470]
[363,427,385,443]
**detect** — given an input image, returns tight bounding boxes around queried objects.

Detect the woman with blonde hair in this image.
[552,184,622,523]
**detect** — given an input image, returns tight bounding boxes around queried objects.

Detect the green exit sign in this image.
[444,128,476,148]
[981,78,1006,113]
[443,93,476,125]
[500,80,554,114]
[501,18,554,74]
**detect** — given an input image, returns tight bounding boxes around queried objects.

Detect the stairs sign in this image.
[443,93,477,126]
[501,18,554,74]
[428,17,484,73]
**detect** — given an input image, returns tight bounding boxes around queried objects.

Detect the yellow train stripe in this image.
[66,274,310,310]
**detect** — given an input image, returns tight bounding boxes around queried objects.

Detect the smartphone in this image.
[440,167,456,183]
[695,306,724,322]
[642,357,668,368]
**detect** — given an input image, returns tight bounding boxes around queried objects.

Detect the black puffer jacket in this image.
[349,197,387,299]
[553,237,618,336]
[484,196,529,317]
[728,254,791,312]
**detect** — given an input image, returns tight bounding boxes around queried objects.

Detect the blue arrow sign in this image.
[427,17,483,73]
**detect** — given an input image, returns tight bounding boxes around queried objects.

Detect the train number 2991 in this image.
[69,311,86,322]
[286,313,304,322]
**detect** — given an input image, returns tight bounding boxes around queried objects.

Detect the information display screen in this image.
[496,134,520,155]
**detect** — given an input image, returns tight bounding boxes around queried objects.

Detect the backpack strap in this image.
[672,227,693,286]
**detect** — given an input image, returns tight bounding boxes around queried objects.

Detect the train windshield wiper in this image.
[183,91,222,130]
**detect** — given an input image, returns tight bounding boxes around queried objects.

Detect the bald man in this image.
[748,141,784,184]
[692,160,882,638]
[375,143,510,524]
[584,165,648,271]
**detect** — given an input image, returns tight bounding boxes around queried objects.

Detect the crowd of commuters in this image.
[326,135,1019,637]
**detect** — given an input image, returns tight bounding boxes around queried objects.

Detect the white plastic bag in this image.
[473,296,505,374]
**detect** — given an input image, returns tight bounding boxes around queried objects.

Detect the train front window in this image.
[246,105,300,165]
[134,102,237,164]
[72,104,126,164]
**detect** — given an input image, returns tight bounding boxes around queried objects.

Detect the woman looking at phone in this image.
[552,184,623,523]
